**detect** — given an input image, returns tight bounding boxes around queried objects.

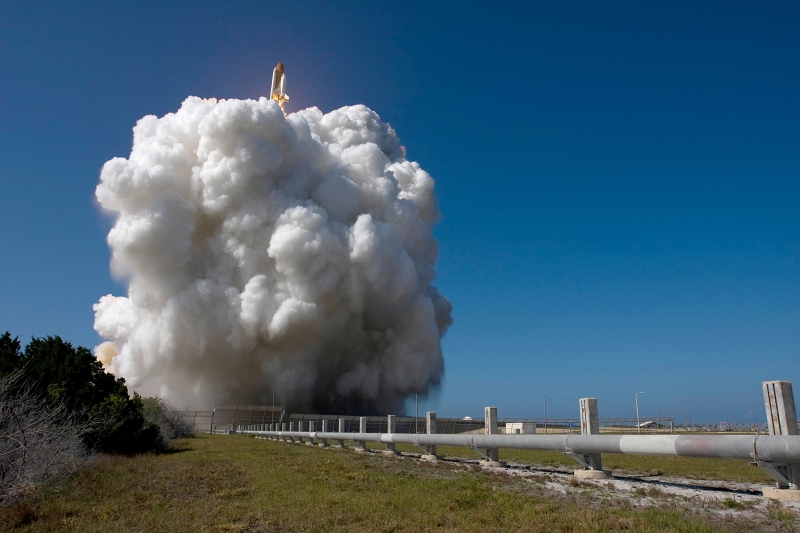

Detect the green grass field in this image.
[2,435,792,532]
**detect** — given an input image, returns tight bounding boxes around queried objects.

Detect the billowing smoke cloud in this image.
[93,97,452,414]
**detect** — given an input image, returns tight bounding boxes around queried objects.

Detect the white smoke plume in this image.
[93,97,452,413]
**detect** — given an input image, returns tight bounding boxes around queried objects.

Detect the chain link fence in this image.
[174,408,678,435]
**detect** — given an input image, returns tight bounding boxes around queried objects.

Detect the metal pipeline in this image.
[249,430,800,463]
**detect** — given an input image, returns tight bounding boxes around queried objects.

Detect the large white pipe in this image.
[248,430,800,463]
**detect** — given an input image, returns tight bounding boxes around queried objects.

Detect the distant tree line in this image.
[0,331,193,505]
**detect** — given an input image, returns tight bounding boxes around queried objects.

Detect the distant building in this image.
[504,422,536,434]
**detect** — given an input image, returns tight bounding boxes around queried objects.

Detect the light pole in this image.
[635,392,645,434]
[543,396,547,435]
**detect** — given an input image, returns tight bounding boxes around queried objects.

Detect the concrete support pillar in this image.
[307,420,316,445]
[574,398,609,478]
[353,417,367,451]
[761,381,800,497]
[319,420,329,447]
[764,381,799,436]
[385,415,398,454]
[337,418,346,448]
[481,406,504,466]
[422,411,438,460]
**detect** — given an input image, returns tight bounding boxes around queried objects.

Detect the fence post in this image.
[422,411,439,460]
[308,420,316,445]
[481,407,505,466]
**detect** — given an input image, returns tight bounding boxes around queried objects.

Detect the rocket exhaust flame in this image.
[93,95,452,414]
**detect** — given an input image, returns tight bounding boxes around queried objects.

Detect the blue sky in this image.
[1,1,798,422]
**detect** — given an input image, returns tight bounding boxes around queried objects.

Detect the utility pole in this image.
[635,392,645,434]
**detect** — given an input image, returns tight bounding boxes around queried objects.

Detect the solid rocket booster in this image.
[270,62,289,112]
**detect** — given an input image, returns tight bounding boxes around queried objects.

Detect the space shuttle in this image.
[270,62,289,113]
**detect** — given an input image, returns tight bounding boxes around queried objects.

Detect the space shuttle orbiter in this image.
[270,62,289,113]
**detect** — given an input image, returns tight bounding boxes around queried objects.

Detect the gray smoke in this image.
[93,97,452,413]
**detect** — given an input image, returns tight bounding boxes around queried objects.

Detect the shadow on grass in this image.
[158,446,192,455]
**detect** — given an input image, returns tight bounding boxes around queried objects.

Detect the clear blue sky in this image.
[1,1,798,423]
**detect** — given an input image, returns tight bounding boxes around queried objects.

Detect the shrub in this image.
[141,397,195,448]
[0,371,89,506]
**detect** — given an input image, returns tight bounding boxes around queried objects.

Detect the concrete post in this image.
[385,415,398,454]
[482,406,505,466]
[357,417,368,451]
[319,419,329,447]
[337,418,345,448]
[574,398,609,478]
[307,421,315,445]
[764,381,799,436]
[422,411,438,460]
[761,381,800,497]
[281,422,287,441]
[297,421,304,443]
[289,421,296,442]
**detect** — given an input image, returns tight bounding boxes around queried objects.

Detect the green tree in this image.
[0,332,22,376]
[22,336,121,408]
[0,333,162,454]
